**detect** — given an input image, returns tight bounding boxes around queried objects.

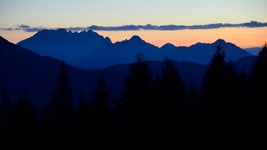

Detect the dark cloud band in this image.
[1,21,266,32]
[88,21,267,31]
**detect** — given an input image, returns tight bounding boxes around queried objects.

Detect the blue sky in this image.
[1,0,266,27]
[0,0,266,47]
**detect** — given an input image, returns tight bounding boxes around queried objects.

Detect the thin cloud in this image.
[18,24,30,28]
[1,21,267,32]
[88,25,140,31]
[64,27,88,32]
[1,24,46,32]
[88,21,267,31]
[23,27,46,32]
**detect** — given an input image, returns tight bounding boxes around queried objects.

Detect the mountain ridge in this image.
[1,36,257,110]
[17,29,252,69]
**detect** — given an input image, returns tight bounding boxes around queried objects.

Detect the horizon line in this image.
[1,21,267,32]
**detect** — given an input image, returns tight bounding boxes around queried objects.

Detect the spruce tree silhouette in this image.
[122,53,152,150]
[236,69,249,139]
[123,53,152,110]
[250,43,267,98]
[9,93,37,149]
[90,70,111,149]
[200,44,226,145]
[0,84,11,147]
[150,58,187,149]
[73,91,92,150]
[200,44,243,146]
[51,61,73,148]
[39,104,55,149]
[220,60,241,144]
[185,82,201,145]
[248,43,267,145]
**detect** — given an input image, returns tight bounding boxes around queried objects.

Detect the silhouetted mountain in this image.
[78,34,159,69]
[160,43,177,53]
[1,36,257,111]
[0,36,204,110]
[17,29,252,69]
[234,55,257,73]
[1,36,91,109]
[161,39,252,65]
[1,36,124,110]
[17,29,112,68]
[244,47,261,55]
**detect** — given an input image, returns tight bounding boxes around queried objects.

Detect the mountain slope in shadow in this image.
[17,29,252,69]
[1,36,256,111]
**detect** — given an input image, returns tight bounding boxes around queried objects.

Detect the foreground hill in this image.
[1,36,212,110]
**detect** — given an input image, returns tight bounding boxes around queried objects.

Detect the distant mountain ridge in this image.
[0,36,257,110]
[243,47,261,55]
[17,29,252,69]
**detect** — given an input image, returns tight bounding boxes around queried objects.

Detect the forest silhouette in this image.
[0,43,266,149]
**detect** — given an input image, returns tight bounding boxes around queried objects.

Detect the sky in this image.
[0,0,266,48]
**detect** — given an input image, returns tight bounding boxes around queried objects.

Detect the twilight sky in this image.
[0,0,266,48]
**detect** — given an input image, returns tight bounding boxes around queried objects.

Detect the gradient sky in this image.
[0,0,266,48]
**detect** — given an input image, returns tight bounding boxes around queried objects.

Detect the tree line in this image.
[0,43,266,149]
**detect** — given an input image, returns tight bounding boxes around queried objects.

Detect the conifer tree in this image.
[51,61,73,147]
[153,58,187,149]
[73,91,92,149]
[9,93,37,149]
[250,43,267,99]
[160,58,186,111]
[0,84,10,122]
[0,84,11,146]
[121,53,152,149]
[247,43,267,144]
[185,82,201,144]
[91,70,110,124]
[123,53,152,117]
[91,70,111,149]
[39,104,54,148]
[200,44,226,144]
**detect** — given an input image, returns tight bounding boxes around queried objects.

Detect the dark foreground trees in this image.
[1,44,266,149]
[149,58,187,149]
[246,43,267,144]
[200,44,246,146]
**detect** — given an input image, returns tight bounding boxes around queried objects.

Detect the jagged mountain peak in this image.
[30,28,102,38]
[16,32,252,69]
[214,39,226,45]
[56,28,68,32]
[190,39,227,48]
[161,43,176,49]
[36,28,68,35]
[104,36,112,43]
[79,29,100,36]
[129,35,145,42]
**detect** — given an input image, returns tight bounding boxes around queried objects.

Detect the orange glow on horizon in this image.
[1,27,266,48]
[97,27,267,48]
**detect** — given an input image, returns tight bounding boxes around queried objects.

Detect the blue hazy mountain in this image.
[1,36,258,110]
[243,47,262,55]
[17,29,252,69]
[234,55,257,73]
[1,36,212,110]
[17,29,112,68]
[161,39,253,64]
[0,35,98,109]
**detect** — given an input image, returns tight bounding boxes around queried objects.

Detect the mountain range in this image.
[0,36,208,110]
[17,29,253,69]
[0,30,258,110]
